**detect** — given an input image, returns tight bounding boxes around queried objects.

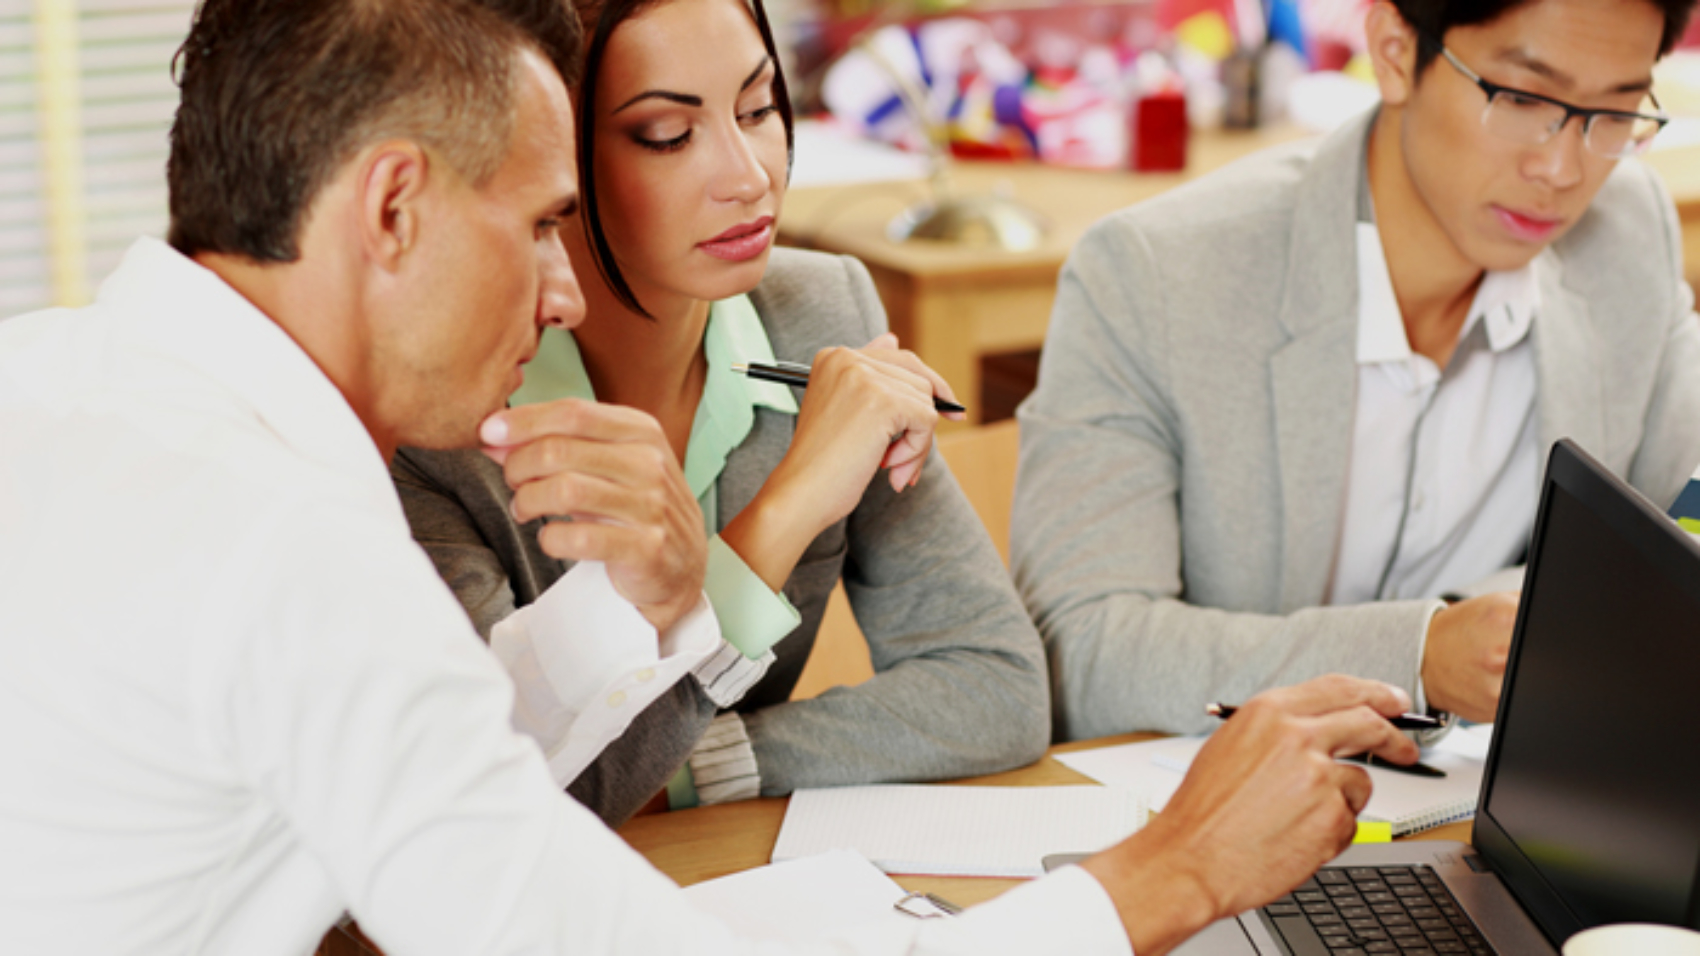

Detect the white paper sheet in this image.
[682,849,913,943]
[771,785,1147,878]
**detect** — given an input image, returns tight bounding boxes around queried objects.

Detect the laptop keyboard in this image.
[1261,865,1496,955]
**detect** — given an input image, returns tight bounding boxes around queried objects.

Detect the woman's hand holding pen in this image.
[720,333,965,591]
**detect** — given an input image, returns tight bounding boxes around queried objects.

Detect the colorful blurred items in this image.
[822,16,1132,168]
[821,24,935,152]
[1023,64,1127,168]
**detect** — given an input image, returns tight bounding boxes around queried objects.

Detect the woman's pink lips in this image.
[1493,205,1563,242]
[698,217,774,262]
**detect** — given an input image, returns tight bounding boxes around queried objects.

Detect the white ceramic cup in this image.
[1564,923,1700,956]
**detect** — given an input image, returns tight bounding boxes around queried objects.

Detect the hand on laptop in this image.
[1078,676,1419,956]
[1423,591,1518,723]
[480,399,707,634]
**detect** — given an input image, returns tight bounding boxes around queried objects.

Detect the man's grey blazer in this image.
[394,247,1049,825]
[1013,108,1700,742]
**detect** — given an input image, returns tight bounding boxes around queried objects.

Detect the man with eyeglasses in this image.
[1013,0,1700,743]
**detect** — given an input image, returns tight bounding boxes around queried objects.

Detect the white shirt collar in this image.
[97,237,401,520]
[1354,222,1540,366]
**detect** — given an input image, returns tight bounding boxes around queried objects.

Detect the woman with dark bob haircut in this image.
[391,0,1051,825]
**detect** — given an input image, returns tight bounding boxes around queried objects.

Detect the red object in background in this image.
[1311,38,1355,73]
[950,140,1022,161]
[1155,0,1237,31]
[1132,89,1188,172]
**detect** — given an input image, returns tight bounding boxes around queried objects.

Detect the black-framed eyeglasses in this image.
[1427,38,1669,159]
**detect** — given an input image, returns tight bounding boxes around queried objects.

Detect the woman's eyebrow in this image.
[612,89,702,114]
[610,57,770,115]
[740,55,773,92]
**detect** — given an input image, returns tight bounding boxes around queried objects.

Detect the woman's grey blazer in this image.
[393,247,1049,826]
[1012,109,1700,742]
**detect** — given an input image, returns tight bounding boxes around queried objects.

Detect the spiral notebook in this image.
[1055,724,1491,838]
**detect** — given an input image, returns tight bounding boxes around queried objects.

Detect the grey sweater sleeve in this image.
[740,255,1052,795]
[1010,221,1436,743]
[390,448,716,826]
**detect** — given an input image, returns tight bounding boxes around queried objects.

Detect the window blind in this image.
[0,4,50,317]
[0,0,194,319]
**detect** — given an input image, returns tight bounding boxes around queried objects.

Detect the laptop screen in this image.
[1475,442,1700,941]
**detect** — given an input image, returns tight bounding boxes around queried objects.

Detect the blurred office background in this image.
[4,0,1697,377]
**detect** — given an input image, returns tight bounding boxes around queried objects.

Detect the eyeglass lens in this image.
[1481,91,1661,158]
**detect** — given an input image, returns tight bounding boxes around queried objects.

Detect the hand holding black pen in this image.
[718,334,965,594]
[1207,702,1444,732]
[1208,702,1449,778]
[734,360,968,414]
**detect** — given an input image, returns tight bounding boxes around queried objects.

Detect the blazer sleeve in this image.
[739,255,1053,795]
[390,449,718,826]
[1011,219,1438,742]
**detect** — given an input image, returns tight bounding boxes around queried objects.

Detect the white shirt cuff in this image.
[1411,599,1456,746]
[489,561,721,788]
[918,864,1133,955]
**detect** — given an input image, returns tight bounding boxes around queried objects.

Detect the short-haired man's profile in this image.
[0,0,1439,952]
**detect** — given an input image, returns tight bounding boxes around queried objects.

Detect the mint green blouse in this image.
[510,295,803,660]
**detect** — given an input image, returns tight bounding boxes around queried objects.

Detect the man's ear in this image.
[356,141,431,272]
[1366,1,1422,108]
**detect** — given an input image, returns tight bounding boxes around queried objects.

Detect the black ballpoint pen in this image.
[1341,753,1449,779]
[1206,702,1449,778]
[1205,702,1445,732]
[732,361,968,415]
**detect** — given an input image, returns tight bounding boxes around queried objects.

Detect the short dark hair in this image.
[572,0,794,317]
[167,0,582,262]
[1394,0,1697,74]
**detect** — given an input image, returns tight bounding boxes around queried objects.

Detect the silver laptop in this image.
[1055,440,1700,954]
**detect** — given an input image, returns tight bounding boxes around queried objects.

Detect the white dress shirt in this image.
[1328,222,1541,608]
[0,238,1131,955]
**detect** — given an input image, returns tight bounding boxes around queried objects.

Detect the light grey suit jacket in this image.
[395,247,1050,825]
[1013,109,1700,741]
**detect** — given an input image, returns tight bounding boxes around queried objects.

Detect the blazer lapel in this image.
[1268,113,1372,609]
[1530,257,1606,474]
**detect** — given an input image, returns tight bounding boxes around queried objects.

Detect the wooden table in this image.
[781,130,1700,429]
[617,732,1473,909]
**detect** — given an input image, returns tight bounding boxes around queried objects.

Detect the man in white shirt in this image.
[0,0,1423,953]
[1014,0,1700,741]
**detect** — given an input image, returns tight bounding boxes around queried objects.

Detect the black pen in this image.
[732,361,968,415]
[1341,753,1448,779]
[1205,702,1445,732]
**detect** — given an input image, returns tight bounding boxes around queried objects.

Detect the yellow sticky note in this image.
[1354,821,1393,844]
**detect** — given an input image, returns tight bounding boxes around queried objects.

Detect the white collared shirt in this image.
[0,238,1130,956]
[1327,223,1541,607]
